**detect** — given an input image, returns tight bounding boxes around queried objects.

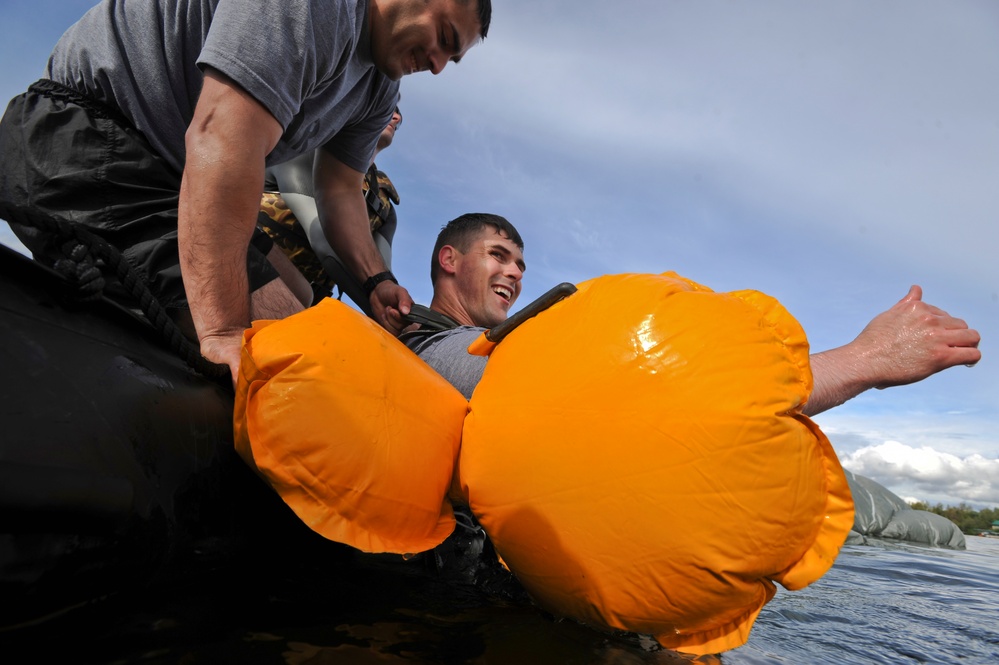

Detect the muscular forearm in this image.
[178,69,284,379]
[178,149,259,344]
[319,187,388,282]
[312,148,413,332]
[313,150,387,283]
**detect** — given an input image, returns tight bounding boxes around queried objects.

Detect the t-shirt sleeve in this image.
[320,82,397,173]
[198,0,349,129]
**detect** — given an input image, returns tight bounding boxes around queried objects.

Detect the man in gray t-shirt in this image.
[404,213,979,412]
[0,0,491,385]
[402,212,525,399]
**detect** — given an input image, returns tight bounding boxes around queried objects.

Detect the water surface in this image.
[6,535,998,664]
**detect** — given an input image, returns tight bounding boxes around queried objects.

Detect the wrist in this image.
[362,271,397,299]
[805,345,873,416]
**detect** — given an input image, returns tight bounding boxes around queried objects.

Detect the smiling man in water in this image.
[402,213,525,397]
[403,214,980,409]
[426,214,525,329]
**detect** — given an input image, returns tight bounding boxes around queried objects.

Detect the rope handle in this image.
[0,200,230,382]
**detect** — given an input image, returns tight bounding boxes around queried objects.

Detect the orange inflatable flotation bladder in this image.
[233,298,468,554]
[458,272,854,655]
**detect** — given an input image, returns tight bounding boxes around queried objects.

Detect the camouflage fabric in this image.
[258,164,399,300]
[366,166,399,229]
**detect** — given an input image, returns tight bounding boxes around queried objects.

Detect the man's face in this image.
[369,0,482,80]
[452,228,525,328]
[376,108,403,152]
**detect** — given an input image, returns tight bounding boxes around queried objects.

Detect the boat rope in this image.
[0,201,230,382]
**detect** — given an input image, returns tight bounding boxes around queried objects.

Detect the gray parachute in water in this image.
[844,469,966,549]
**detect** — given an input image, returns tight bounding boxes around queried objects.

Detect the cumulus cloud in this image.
[841,441,999,508]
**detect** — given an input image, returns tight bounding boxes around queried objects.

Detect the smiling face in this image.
[439,227,525,328]
[369,0,483,80]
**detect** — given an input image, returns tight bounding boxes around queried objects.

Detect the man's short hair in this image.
[430,212,523,284]
[469,0,492,39]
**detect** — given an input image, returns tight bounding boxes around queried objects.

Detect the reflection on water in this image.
[3,536,997,664]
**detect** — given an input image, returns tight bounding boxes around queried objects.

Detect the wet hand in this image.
[855,285,981,388]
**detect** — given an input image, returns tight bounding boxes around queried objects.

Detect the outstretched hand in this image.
[370,281,415,337]
[851,285,980,389]
[805,285,981,416]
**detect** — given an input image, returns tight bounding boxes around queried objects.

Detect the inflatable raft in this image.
[0,233,963,652]
[0,238,505,630]
[0,241,287,627]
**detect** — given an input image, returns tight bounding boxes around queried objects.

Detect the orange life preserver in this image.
[233,298,468,554]
[457,272,854,655]
[232,272,854,656]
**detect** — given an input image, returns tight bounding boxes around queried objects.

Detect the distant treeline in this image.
[909,502,999,535]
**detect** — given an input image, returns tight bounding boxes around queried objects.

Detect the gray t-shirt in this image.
[403,327,489,400]
[46,0,398,174]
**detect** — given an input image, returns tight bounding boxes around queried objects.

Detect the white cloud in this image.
[841,441,999,508]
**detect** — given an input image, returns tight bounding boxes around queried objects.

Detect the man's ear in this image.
[438,245,459,275]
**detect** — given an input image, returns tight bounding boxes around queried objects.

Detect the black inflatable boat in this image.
[0,237,510,632]
[0,240,286,626]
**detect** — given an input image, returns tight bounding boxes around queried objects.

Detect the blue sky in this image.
[2,0,996,507]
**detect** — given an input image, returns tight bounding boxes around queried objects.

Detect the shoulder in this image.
[401,325,489,400]
[402,325,485,356]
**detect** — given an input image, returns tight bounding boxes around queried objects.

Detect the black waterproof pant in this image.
[0,79,278,309]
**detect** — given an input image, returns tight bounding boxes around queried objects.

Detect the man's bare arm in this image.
[313,148,413,334]
[804,286,981,416]
[178,69,288,383]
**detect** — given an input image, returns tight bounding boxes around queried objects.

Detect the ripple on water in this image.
[724,537,999,665]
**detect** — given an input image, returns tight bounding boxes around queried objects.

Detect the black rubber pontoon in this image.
[0,242,282,627]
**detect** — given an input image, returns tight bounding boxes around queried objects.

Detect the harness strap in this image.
[402,304,462,332]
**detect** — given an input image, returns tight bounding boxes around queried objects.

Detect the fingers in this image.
[927,327,982,372]
[958,328,982,367]
[199,334,243,389]
[901,284,923,303]
[370,282,414,333]
[374,308,408,338]
[372,304,397,330]
[946,345,982,368]
[398,291,413,316]
[944,326,981,349]
[902,291,953,320]
[384,307,406,335]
